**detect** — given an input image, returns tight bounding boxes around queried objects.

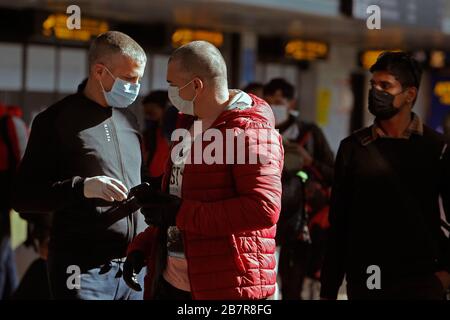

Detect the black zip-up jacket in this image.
[12,92,146,261]
[320,125,450,299]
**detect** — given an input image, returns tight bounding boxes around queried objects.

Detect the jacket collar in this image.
[359,112,423,146]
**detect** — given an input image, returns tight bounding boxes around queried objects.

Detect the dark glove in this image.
[141,190,182,227]
[102,183,153,228]
[123,250,145,292]
[127,182,153,206]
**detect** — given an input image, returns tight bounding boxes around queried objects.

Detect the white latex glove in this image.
[83,176,128,202]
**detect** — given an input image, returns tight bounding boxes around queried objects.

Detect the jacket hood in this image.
[176,92,276,130]
[213,93,275,129]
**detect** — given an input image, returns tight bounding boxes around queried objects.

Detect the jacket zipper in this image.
[109,114,133,244]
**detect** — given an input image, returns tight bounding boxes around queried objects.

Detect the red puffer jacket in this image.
[128,93,284,300]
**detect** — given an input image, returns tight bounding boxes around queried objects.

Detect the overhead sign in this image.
[359,49,402,69]
[237,0,339,17]
[434,81,450,105]
[42,13,109,41]
[285,40,328,61]
[429,75,450,131]
[171,29,224,48]
[352,0,444,30]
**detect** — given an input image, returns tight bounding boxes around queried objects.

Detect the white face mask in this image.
[271,104,289,125]
[168,79,197,116]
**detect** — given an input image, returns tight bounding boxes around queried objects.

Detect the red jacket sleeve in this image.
[176,127,284,236]
[127,226,159,257]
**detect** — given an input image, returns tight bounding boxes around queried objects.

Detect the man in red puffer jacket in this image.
[123,41,284,300]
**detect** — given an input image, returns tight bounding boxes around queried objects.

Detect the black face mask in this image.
[368,88,402,120]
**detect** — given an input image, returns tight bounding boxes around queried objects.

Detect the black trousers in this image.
[278,241,312,300]
[154,276,192,300]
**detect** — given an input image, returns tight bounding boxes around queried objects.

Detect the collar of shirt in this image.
[360,112,423,146]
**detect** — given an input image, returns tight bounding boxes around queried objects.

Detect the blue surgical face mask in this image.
[100,66,140,108]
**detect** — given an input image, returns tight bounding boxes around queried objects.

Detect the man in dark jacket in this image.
[12,31,147,300]
[321,52,450,300]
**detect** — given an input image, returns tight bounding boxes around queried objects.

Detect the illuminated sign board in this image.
[171,29,224,48]
[434,81,450,105]
[42,14,109,41]
[284,40,328,61]
[430,51,446,69]
[359,50,402,69]
[352,0,444,30]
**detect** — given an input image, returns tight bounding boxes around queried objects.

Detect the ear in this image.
[91,63,105,81]
[193,78,204,91]
[406,87,418,104]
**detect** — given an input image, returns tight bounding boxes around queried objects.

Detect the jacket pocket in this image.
[230,235,246,275]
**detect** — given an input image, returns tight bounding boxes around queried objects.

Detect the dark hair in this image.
[142,90,169,109]
[263,78,295,100]
[370,51,422,90]
[243,82,263,93]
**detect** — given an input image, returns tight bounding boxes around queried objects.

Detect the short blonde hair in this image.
[88,31,146,68]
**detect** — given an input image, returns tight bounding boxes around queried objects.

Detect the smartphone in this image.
[102,182,152,227]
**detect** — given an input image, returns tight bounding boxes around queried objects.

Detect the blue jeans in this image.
[0,237,18,300]
[48,254,145,300]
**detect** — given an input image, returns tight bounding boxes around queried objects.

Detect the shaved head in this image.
[169,41,228,88]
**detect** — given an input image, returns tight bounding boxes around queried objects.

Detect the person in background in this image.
[321,51,450,300]
[141,91,171,188]
[243,82,264,99]
[263,78,334,300]
[12,213,52,300]
[0,104,28,300]
[7,105,24,119]
[161,104,179,142]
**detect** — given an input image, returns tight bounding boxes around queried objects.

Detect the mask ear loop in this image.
[99,80,106,92]
[191,90,198,103]
[179,78,195,90]
[103,66,116,80]
[99,65,116,93]
[179,78,198,102]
